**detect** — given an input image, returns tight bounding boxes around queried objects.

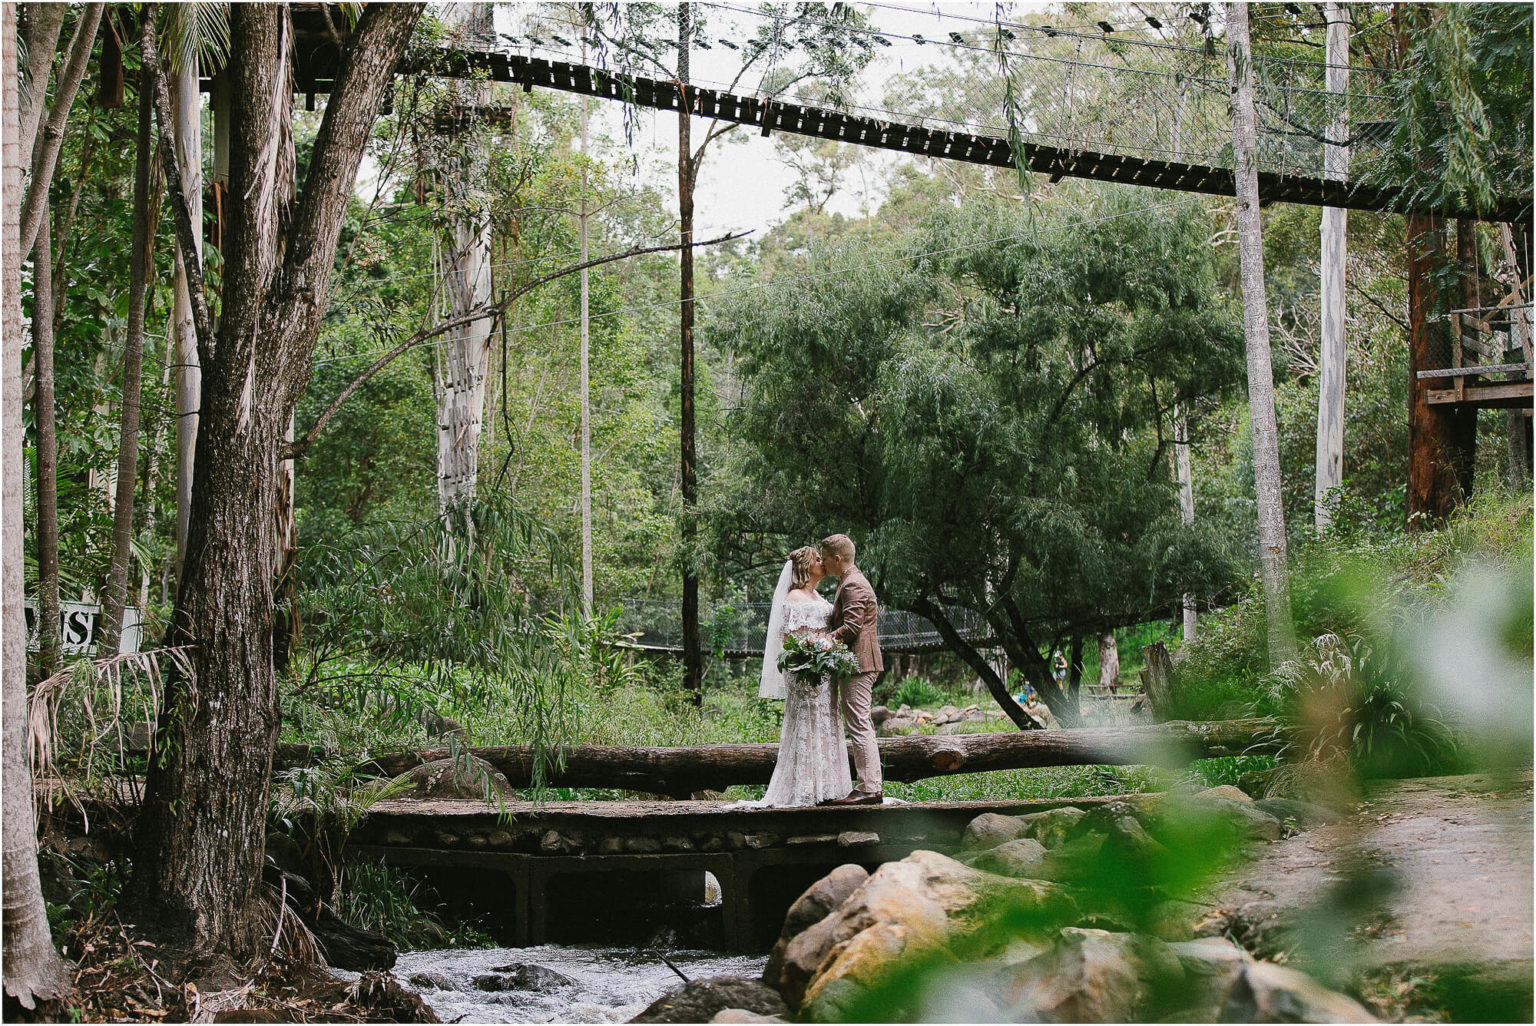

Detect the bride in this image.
[752,546,854,807]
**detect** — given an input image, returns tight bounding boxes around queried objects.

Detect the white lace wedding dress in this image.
[756,596,854,808]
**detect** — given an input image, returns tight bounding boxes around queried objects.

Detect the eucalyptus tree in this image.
[713,190,1247,723]
[586,0,875,702]
[1226,2,1296,666]
[125,3,425,958]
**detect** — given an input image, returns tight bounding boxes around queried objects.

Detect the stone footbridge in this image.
[349,794,1154,952]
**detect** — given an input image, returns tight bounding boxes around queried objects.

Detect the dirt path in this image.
[1202,772,1532,998]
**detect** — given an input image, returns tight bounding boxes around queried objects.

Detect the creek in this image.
[365,945,768,1024]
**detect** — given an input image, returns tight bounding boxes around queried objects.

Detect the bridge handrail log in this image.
[305,718,1283,797]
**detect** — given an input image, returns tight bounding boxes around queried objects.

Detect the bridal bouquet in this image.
[778,630,858,685]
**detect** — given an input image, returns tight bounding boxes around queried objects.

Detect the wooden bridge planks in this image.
[377,48,1530,224]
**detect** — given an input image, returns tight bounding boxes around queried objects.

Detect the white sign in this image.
[23,601,143,655]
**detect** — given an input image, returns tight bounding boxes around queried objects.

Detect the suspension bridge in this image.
[613,600,995,657]
[275,4,1531,223]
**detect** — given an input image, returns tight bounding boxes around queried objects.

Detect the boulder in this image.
[395,756,517,801]
[1197,785,1254,803]
[968,837,1049,878]
[1145,795,1284,845]
[1104,815,1170,866]
[630,977,788,1024]
[877,716,917,737]
[993,928,1184,1023]
[1020,806,1087,849]
[960,813,1027,851]
[407,972,455,991]
[1168,936,1253,981]
[936,704,961,723]
[763,864,869,991]
[710,1011,786,1024]
[1076,800,1149,837]
[481,963,577,991]
[869,705,893,727]
[791,851,1075,1020]
[1218,962,1378,1023]
[1038,831,1107,883]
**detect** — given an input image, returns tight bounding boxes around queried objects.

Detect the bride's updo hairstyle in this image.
[787,545,820,590]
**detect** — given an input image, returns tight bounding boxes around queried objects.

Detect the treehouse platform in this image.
[1418,302,1534,410]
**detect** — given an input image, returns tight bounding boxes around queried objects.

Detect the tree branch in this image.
[911,594,1043,731]
[18,2,102,259]
[150,40,215,363]
[282,228,750,461]
[18,3,67,159]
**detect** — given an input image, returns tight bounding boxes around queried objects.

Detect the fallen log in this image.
[300,718,1283,798]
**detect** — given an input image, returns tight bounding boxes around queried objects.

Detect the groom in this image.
[819,533,883,806]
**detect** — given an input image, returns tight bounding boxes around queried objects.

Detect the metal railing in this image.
[611,600,994,654]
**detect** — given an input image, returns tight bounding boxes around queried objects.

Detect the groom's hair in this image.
[820,534,855,561]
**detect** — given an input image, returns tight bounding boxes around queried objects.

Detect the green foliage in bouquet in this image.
[778,630,858,684]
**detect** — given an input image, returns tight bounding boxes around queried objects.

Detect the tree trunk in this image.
[128,3,423,958]
[98,12,161,656]
[348,718,1285,796]
[172,56,202,577]
[3,6,76,1005]
[1405,214,1476,527]
[434,3,495,512]
[910,595,1042,730]
[579,59,593,616]
[18,3,103,260]
[1314,2,1349,531]
[1096,630,1120,691]
[1226,3,1296,666]
[33,195,61,679]
[1500,224,1533,486]
[1174,404,1197,642]
[1139,641,1178,722]
[678,3,703,705]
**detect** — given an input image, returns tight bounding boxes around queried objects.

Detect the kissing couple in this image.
[751,534,885,808]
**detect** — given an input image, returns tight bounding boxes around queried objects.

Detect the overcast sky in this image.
[519,2,1056,238]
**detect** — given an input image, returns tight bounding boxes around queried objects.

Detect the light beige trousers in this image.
[838,670,882,792]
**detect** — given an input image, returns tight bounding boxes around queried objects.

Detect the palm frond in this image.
[162,2,230,79]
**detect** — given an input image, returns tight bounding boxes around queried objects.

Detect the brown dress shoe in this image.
[823,789,883,806]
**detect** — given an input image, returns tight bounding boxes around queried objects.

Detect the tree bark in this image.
[172,57,202,577]
[98,10,161,657]
[1404,214,1477,527]
[434,5,495,513]
[1313,1,1349,531]
[1096,630,1120,691]
[3,6,76,1006]
[33,196,62,679]
[1226,3,1296,666]
[128,2,423,958]
[18,3,103,260]
[579,58,593,616]
[1139,641,1179,722]
[346,718,1285,796]
[678,3,703,705]
[1174,406,1197,642]
[17,4,67,160]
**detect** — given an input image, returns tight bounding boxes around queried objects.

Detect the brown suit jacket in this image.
[829,567,883,673]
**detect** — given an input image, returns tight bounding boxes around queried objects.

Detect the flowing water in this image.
[375,945,768,1024]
